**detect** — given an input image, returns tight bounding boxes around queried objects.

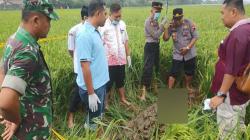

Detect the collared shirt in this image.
[68,23,83,73]
[211,18,250,105]
[1,27,52,139]
[230,18,250,31]
[99,18,129,66]
[168,19,199,61]
[75,21,109,90]
[144,17,164,43]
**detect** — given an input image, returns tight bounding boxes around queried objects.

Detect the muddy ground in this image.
[119,103,165,140]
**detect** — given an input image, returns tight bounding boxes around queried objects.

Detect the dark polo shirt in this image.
[211,19,250,105]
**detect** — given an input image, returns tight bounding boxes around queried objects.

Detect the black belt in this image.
[146,42,159,45]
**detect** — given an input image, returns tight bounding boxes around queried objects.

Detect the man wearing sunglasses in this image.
[163,8,199,98]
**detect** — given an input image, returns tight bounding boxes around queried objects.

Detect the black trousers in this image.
[68,74,82,112]
[107,65,125,93]
[141,42,160,87]
[170,57,196,77]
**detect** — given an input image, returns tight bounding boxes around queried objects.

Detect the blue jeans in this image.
[79,84,106,130]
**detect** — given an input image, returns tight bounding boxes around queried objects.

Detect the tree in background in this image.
[0,0,224,9]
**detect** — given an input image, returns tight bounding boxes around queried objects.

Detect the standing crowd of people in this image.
[0,0,249,140]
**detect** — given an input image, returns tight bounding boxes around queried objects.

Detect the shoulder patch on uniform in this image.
[184,19,197,32]
[191,22,197,32]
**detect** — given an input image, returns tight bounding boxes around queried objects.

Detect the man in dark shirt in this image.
[210,0,250,139]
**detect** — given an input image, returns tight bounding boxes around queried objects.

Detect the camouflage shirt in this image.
[1,27,52,140]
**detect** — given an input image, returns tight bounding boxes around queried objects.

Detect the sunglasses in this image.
[173,16,183,21]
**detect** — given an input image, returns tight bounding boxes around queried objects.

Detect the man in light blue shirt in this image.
[67,5,88,129]
[75,0,108,130]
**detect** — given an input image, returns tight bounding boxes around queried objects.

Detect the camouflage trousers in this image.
[217,93,249,140]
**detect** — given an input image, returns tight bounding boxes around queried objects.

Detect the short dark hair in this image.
[21,9,32,21]
[21,9,43,21]
[88,0,105,17]
[223,0,245,14]
[110,3,121,13]
[81,5,88,19]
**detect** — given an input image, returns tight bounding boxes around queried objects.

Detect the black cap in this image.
[81,5,88,18]
[152,1,163,10]
[173,8,183,17]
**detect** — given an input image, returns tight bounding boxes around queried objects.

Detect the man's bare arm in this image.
[0,88,21,125]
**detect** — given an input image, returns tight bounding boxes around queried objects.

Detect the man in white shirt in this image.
[67,5,88,128]
[100,3,131,108]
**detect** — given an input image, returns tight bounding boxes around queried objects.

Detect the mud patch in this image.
[117,88,201,139]
[120,103,165,140]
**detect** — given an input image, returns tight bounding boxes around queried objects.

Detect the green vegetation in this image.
[0,5,249,139]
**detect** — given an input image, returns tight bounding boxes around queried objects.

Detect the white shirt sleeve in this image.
[124,27,129,42]
[121,21,129,43]
[68,27,76,51]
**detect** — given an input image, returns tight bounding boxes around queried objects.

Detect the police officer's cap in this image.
[23,0,59,20]
[173,8,183,18]
[152,1,163,10]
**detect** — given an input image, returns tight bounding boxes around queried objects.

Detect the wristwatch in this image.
[216,91,227,102]
[0,115,3,121]
[186,46,190,50]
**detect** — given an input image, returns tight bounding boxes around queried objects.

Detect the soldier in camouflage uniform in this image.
[0,0,58,140]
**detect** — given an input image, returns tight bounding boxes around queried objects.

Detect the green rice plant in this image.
[0,5,250,140]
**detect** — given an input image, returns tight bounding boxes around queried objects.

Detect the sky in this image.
[245,0,250,4]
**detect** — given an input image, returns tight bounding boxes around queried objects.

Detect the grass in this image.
[0,5,250,139]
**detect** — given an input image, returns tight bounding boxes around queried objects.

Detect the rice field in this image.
[0,5,250,140]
